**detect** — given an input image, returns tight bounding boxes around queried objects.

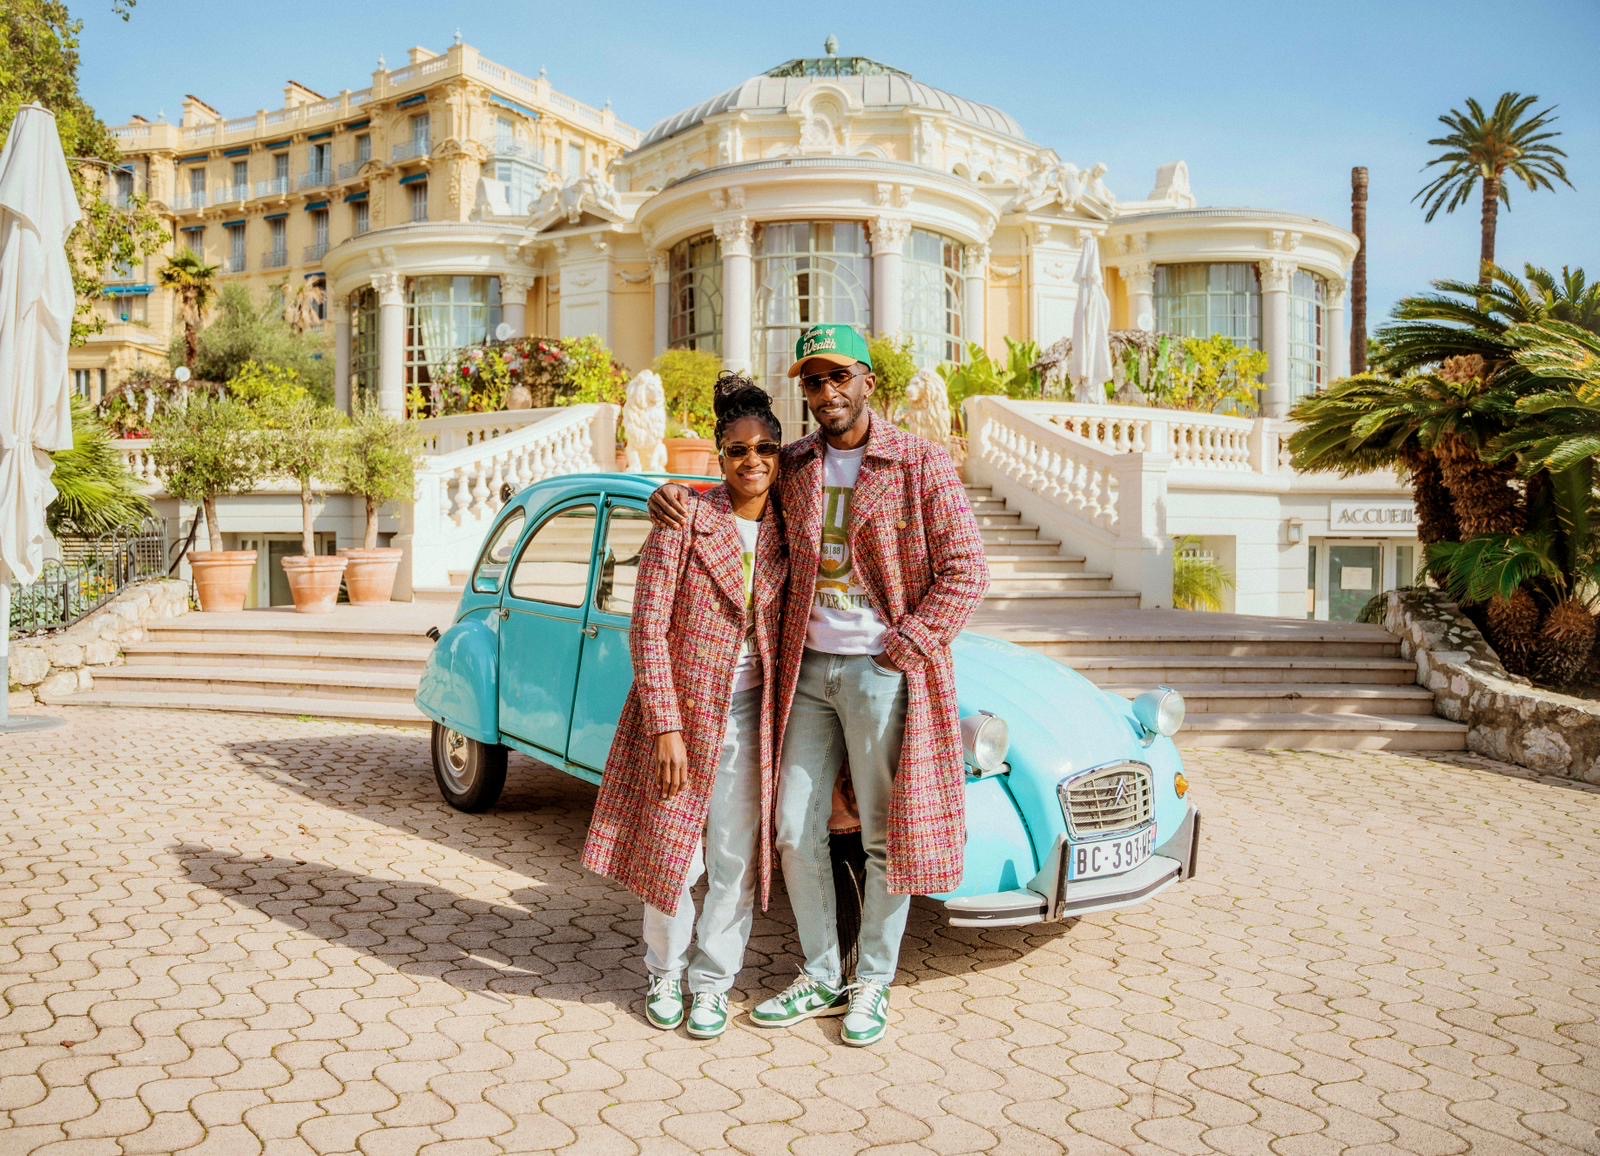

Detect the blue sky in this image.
[77,0,1600,319]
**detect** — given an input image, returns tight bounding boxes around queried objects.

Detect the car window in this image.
[473,509,526,593]
[595,505,652,617]
[509,504,596,606]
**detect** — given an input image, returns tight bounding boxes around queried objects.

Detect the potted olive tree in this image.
[654,348,721,475]
[338,399,423,605]
[150,395,266,611]
[263,397,349,613]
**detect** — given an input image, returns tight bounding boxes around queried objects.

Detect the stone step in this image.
[121,639,433,673]
[65,690,427,728]
[979,540,1071,558]
[968,498,1009,513]
[413,586,464,604]
[985,572,1114,592]
[92,663,421,703]
[1062,654,1420,685]
[980,527,1045,544]
[1004,633,1399,659]
[984,556,1089,576]
[144,623,435,651]
[1098,682,1438,715]
[1173,712,1466,751]
[983,590,1142,611]
[974,511,1024,527]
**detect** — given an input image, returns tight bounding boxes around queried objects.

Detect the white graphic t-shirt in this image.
[805,445,888,655]
[730,515,763,693]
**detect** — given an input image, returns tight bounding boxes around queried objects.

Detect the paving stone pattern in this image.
[2,706,1598,1155]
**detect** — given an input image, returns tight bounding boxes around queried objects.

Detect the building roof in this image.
[636,49,1026,149]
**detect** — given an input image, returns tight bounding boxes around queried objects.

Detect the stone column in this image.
[651,250,670,356]
[501,272,534,338]
[331,297,352,413]
[1258,258,1293,418]
[1125,261,1155,332]
[870,216,910,340]
[963,243,988,354]
[715,216,753,373]
[373,271,406,418]
[1325,276,1349,383]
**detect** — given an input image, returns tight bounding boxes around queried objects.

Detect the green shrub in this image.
[652,347,722,437]
[867,334,917,419]
[339,401,424,550]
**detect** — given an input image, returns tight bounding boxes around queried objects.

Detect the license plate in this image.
[1070,826,1156,881]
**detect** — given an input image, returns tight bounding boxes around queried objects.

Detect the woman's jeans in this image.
[642,686,762,995]
[775,651,910,987]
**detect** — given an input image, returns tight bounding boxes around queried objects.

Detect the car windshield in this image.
[473,509,526,593]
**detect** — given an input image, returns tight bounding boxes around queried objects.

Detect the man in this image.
[649,324,988,1046]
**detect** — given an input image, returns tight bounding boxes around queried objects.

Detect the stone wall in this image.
[7,579,190,707]
[1382,588,1600,784]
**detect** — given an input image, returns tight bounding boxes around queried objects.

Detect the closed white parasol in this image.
[0,105,82,731]
[1066,238,1114,404]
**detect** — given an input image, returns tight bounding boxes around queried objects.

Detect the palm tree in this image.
[1413,93,1572,285]
[157,250,219,371]
[280,278,327,336]
[47,397,153,536]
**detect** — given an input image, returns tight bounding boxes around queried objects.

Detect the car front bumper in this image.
[944,806,1201,928]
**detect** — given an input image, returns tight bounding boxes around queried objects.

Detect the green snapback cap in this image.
[787,324,872,377]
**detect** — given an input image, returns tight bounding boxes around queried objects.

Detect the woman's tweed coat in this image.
[581,485,787,916]
[775,416,989,896]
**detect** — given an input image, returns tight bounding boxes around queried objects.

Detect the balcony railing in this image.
[224,255,247,273]
[174,194,206,213]
[353,218,371,237]
[261,249,289,270]
[211,184,249,206]
[392,138,431,164]
[298,169,332,191]
[338,159,369,180]
[255,177,290,198]
[304,241,329,262]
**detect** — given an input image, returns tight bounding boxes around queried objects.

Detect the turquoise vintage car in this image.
[416,473,1201,927]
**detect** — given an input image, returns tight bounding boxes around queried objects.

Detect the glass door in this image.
[1326,543,1381,622]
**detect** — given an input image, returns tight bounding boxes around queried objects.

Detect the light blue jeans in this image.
[775,650,911,987]
[642,686,762,995]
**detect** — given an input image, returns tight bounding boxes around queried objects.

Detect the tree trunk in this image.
[1437,432,1521,538]
[365,497,379,550]
[183,319,198,371]
[1404,447,1458,546]
[203,496,221,551]
[301,486,315,559]
[1479,174,1501,286]
[1350,167,1368,374]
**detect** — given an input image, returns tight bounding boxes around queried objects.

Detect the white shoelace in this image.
[777,973,825,1002]
[692,992,728,1017]
[647,975,678,1004]
[847,979,887,1018]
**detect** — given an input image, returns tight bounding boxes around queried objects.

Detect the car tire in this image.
[431,722,508,812]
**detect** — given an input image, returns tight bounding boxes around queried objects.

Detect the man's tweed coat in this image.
[775,416,989,896]
[581,485,787,916]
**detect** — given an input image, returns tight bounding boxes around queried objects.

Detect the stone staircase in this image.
[65,488,1466,751]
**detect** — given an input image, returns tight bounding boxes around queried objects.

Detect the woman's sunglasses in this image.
[720,441,782,460]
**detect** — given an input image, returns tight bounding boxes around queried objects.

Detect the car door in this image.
[566,499,653,774]
[497,500,599,760]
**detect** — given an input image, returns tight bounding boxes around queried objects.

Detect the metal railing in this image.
[8,522,167,637]
[212,184,249,205]
[262,249,289,269]
[224,254,248,273]
[338,159,368,180]
[256,177,290,198]
[298,169,332,190]
[304,240,329,262]
[392,138,431,163]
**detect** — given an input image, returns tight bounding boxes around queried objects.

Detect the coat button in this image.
[897,519,907,530]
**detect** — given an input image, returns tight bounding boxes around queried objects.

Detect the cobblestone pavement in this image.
[2,707,1598,1156]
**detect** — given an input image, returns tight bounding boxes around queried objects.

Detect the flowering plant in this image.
[431,335,575,416]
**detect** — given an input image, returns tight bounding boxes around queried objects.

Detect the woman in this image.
[581,374,786,1039]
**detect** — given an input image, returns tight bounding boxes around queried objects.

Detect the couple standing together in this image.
[580,324,990,1046]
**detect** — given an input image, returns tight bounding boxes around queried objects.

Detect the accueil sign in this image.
[1328,500,1417,535]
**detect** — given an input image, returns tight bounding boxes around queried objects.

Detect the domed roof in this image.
[636,49,1026,150]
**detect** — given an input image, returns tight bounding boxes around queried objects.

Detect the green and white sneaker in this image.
[686,992,731,1039]
[841,980,889,1047]
[749,974,848,1027]
[645,975,684,1030]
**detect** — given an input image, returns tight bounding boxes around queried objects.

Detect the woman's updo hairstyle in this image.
[712,370,781,448]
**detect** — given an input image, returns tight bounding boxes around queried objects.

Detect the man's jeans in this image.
[642,686,761,994]
[775,650,910,987]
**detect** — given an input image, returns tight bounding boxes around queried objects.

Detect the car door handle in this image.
[583,624,599,639]
[498,608,510,620]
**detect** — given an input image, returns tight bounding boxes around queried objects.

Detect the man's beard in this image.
[814,391,867,434]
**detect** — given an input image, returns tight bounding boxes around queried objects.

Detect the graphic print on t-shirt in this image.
[817,485,871,612]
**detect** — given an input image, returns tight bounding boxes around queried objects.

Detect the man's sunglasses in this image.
[720,441,782,460]
[798,365,862,393]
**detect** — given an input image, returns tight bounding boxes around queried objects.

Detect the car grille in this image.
[1059,762,1154,836]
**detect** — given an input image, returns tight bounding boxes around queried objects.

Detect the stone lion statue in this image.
[622,370,667,473]
[902,368,952,447]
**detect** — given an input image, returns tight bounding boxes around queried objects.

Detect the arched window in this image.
[668,233,722,354]
[1288,270,1327,402]
[1153,263,1260,349]
[902,228,965,367]
[349,286,379,406]
[404,275,503,388]
[753,222,872,432]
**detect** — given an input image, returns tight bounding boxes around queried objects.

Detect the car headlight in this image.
[960,711,1010,775]
[1132,688,1185,744]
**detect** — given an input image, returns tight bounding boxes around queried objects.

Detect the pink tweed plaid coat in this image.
[775,416,989,896]
[581,485,787,916]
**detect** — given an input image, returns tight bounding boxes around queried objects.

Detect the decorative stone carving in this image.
[371,270,404,303]
[964,243,990,274]
[902,369,951,446]
[622,370,668,473]
[649,251,669,283]
[501,272,535,298]
[1083,163,1114,206]
[1324,276,1348,306]
[1148,161,1195,208]
[713,215,753,254]
[1258,258,1294,292]
[871,216,912,253]
[1122,261,1154,292]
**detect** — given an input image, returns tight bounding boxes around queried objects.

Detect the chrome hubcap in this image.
[438,728,474,794]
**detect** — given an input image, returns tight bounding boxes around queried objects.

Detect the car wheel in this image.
[431,722,508,812]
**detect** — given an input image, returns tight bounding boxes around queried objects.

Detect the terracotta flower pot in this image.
[189,550,257,613]
[341,547,403,606]
[664,436,717,477]
[282,554,349,614]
